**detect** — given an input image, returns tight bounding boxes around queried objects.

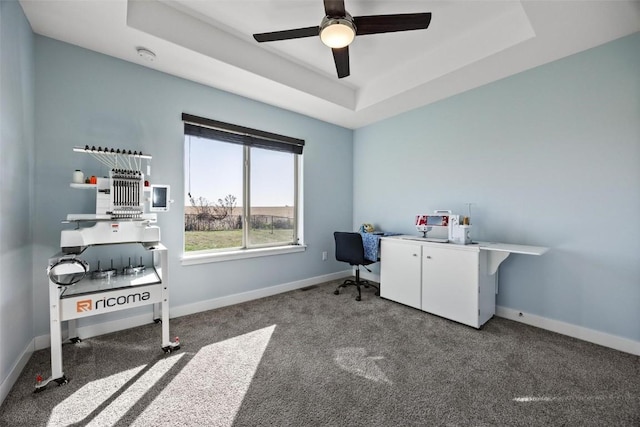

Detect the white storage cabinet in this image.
[379,238,422,309]
[380,237,496,328]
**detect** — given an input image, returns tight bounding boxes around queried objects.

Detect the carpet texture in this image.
[1,280,638,426]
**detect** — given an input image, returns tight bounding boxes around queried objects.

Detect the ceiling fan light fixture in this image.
[320,16,356,48]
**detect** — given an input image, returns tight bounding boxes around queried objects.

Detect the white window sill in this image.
[181,244,307,266]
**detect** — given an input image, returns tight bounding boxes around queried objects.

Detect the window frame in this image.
[244,146,300,249]
[181,114,305,265]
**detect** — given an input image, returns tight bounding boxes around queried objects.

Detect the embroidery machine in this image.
[60,147,164,253]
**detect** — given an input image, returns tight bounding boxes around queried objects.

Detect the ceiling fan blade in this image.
[324,0,346,17]
[354,13,432,36]
[253,26,320,43]
[332,47,350,79]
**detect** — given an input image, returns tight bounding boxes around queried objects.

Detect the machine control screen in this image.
[150,185,170,212]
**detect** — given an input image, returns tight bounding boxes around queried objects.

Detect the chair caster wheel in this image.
[355,296,361,301]
[334,290,339,295]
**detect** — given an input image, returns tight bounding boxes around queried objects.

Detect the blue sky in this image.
[184,136,294,207]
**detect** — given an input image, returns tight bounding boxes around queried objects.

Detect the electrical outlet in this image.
[322,251,328,261]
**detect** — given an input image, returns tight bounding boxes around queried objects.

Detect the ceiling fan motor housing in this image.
[320,13,356,48]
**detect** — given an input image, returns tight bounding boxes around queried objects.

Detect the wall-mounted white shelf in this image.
[70,183,97,189]
[71,183,152,192]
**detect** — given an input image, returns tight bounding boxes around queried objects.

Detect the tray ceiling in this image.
[20,0,640,128]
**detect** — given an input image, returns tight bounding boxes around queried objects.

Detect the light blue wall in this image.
[0,0,35,391]
[354,33,640,342]
[32,37,353,335]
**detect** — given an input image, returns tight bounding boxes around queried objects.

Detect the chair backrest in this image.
[334,232,366,266]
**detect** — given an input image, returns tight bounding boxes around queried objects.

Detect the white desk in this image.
[380,236,548,328]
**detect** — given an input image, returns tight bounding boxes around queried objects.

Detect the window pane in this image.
[248,147,295,247]
[184,135,243,252]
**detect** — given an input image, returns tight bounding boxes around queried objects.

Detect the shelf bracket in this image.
[487,251,510,275]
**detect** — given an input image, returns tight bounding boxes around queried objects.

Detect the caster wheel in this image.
[355,296,361,301]
[163,345,181,354]
[154,318,162,324]
[333,290,339,295]
[54,377,68,386]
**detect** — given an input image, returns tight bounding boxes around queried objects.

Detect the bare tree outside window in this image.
[188,194,237,222]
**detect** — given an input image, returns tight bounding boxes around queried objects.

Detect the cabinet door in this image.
[380,239,422,309]
[421,246,480,327]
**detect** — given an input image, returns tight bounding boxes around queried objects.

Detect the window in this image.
[182,114,303,258]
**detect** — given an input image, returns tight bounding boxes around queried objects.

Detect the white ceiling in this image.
[20,0,640,129]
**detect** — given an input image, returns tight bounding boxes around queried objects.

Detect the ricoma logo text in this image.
[76,292,151,312]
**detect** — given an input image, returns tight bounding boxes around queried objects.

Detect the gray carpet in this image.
[1,279,638,426]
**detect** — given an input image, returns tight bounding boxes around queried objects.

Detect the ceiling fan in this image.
[253,0,432,79]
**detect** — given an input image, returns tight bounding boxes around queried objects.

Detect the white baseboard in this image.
[34,270,352,351]
[171,270,351,318]
[1,339,34,404]
[496,306,640,356]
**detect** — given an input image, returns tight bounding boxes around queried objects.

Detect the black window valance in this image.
[182,113,305,155]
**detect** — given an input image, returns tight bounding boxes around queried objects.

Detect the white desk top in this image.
[476,241,548,256]
[383,235,548,276]
[385,235,548,256]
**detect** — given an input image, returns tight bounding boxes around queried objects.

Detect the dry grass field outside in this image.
[184,206,295,251]
[185,229,294,252]
[184,206,294,217]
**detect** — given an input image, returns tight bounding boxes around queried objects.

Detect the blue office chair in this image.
[333,231,379,301]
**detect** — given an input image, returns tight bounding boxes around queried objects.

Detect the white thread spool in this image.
[72,170,84,184]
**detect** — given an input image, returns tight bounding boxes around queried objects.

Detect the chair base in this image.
[333,269,379,301]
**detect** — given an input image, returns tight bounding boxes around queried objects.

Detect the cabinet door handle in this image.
[425,255,432,259]
[412,253,418,257]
